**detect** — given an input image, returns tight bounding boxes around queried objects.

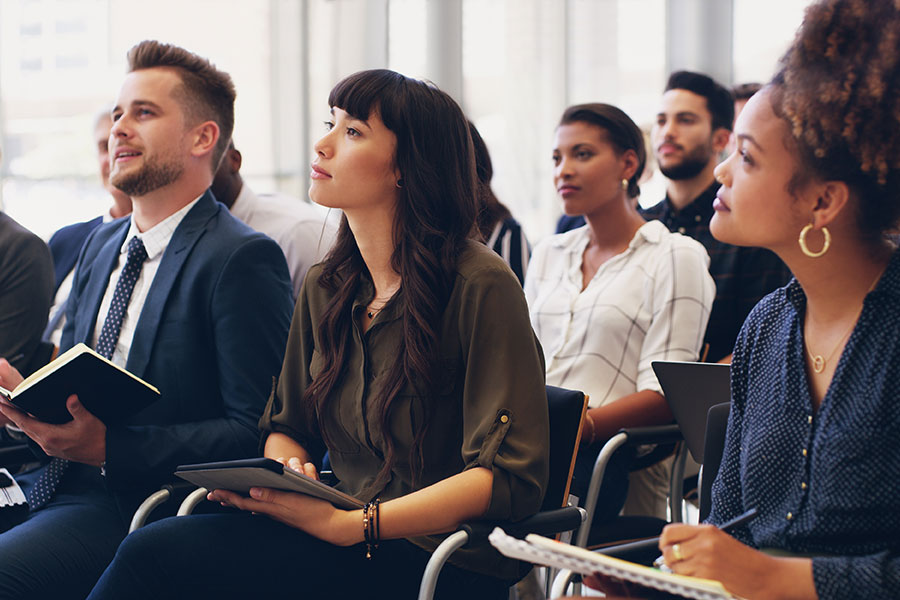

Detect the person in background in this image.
[650,1,900,598]
[0,143,54,376]
[644,70,791,363]
[211,140,337,299]
[0,40,293,599]
[726,82,763,156]
[45,109,134,347]
[469,122,530,286]
[86,68,549,600]
[526,103,714,527]
[732,82,762,124]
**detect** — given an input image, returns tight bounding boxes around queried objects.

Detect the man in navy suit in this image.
[0,41,293,599]
[44,110,134,347]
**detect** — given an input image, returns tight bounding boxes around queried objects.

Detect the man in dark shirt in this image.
[643,71,791,362]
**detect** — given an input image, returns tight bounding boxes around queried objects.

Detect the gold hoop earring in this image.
[621,179,628,191]
[798,224,831,258]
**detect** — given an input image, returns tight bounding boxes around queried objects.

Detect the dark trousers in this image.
[571,442,637,525]
[0,464,128,600]
[87,512,510,600]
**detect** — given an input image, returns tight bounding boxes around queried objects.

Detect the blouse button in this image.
[802,448,808,457]
[787,512,794,521]
[801,482,808,490]
[694,215,702,222]
[678,227,686,234]
[807,415,813,425]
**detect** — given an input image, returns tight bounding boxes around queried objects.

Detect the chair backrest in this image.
[699,401,731,521]
[544,385,588,511]
[652,360,731,463]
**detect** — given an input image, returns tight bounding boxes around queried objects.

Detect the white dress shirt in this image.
[91,197,201,367]
[228,185,337,299]
[525,220,715,409]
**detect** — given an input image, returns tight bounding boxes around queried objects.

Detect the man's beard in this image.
[658,141,714,181]
[111,154,184,197]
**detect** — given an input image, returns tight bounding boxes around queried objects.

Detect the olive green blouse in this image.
[259,240,549,580]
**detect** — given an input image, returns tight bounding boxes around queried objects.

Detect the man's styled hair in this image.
[665,70,735,132]
[126,40,236,170]
[732,82,762,102]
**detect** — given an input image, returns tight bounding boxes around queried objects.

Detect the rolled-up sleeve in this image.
[456,263,549,522]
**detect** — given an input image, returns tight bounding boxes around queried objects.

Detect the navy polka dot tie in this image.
[28,237,148,511]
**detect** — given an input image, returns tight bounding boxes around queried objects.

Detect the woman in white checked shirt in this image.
[525,103,715,524]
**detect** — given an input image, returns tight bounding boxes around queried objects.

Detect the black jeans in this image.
[87,512,510,599]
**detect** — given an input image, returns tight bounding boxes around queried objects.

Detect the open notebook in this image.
[0,343,159,424]
[489,528,742,600]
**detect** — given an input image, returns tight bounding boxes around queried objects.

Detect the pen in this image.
[653,507,758,570]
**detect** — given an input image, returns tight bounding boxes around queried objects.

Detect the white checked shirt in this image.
[91,196,201,367]
[525,220,715,409]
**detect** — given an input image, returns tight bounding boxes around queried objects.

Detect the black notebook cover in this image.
[1,343,160,425]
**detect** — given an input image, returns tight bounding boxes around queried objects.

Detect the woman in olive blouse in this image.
[88,70,549,600]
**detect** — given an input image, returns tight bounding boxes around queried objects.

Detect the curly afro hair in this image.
[775,0,900,239]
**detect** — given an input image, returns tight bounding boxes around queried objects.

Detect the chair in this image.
[575,424,685,550]
[576,361,732,551]
[697,402,731,521]
[417,385,589,600]
[550,402,732,597]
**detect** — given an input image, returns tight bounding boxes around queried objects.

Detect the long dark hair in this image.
[305,69,477,487]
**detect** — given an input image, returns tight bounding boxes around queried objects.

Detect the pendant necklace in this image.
[805,269,882,374]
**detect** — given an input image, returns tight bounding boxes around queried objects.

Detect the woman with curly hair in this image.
[86,69,549,599]
[646,1,900,598]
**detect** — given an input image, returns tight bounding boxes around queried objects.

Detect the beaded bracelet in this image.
[363,499,381,559]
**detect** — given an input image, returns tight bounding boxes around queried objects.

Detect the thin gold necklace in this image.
[365,294,396,319]
[805,316,858,374]
[805,269,882,374]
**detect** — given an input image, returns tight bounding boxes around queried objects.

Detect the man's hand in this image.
[0,394,107,466]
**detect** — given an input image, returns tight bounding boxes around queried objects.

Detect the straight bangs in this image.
[328,69,406,124]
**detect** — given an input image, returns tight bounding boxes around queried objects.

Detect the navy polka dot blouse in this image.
[707,251,900,599]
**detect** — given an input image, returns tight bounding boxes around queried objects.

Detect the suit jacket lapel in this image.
[73,223,128,347]
[126,191,218,378]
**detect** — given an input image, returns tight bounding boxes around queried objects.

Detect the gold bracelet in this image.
[363,499,380,559]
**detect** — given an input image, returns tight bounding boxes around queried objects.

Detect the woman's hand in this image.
[274,456,319,480]
[207,486,362,547]
[659,523,815,600]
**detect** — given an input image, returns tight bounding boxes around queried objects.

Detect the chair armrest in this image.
[128,480,201,533]
[417,506,586,600]
[461,506,586,542]
[575,425,682,548]
[615,424,682,446]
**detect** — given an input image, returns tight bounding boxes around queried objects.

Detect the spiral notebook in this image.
[489,528,742,600]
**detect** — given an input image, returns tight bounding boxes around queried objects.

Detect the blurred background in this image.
[0,0,811,243]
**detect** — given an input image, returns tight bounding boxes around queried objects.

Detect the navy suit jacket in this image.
[57,191,293,513]
[47,215,103,293]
